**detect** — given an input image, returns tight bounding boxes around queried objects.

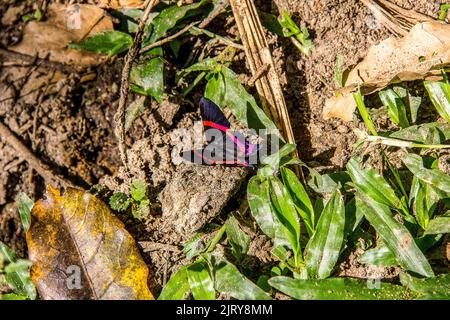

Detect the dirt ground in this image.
[0,0,445,292]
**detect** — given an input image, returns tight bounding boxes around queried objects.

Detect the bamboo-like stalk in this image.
[229,0,297,152]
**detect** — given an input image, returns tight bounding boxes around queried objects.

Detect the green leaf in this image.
[353,90,378,136]
[269,176,302,265]
[158,266,191,300]
[424,217,450,235]
[69,31,133,56]
[389,122,450,145]
[109,192,130,212]
[178,58,219,79]
[358,246,398,266]
[144,0,210,45]
[347,158,403,211]
[130,180,147,202]
[358,234,442,267]
[410,178,440,229]
[355,194,434,277]
[424,78,450,122]
[403,153,450,194]
[305,189,345,279]
[125,96,146,132]
[187,261,215,300]
[209,254,272,300]
[204,71,225,107]
[379,87,410,128]
[132,199,150,219]
[225,216,250,261]
[247,176,277,239]
[259,11,285,36]
[130,47,164,103]
[260,143,297,172]
[183,233,204,260]
[334,54,345,88]
[278,11,313,56]
[0,293,28,300]
[308,171,351,194]
[18,193,33,233]
[0,242,36,300]
[281,167,315,236]
[205,66,278,132]
[269,276,413,300]
[400,272,450,298]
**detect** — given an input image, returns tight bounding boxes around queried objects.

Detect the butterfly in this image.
[182,97,260,168]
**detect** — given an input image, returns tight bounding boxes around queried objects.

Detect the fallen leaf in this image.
[26,186,154,300]
[324,21,450,121]
[96,0,144,9]
[10,4,114,66]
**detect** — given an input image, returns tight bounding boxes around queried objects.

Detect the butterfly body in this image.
[182,98,259,168]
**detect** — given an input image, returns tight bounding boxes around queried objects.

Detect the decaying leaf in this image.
[324,21,450,121]
[96,0,144,9]
[10,4,114,66]
[26,186,154,300]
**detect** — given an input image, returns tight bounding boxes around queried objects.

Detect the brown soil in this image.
[0,0,445,292]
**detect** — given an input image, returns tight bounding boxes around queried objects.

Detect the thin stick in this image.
[0,119,73,188]
[140,22,199,54]
[199,0,230,29]
[114,0,159,171]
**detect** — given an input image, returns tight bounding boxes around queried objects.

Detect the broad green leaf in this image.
[260,143,297,172]
[144,0,210,45]
[347,158,403,210]
[205,66,278,132]
[0,293,28,300]
[305,189,345,279]
[358,246,397,266]
[344,197,364,237]
[130,180,147,202]
[390,123,450,145]
[424,217,450,235]
[178,58,219,80]
[183,233,204,260]
[269,276,413,300]
[225,216,250,261]
[158,266,190,300]
[18,193,33,233]
[269,176,302,264]
[204,71,225,107]
[131,47,164,103]
[424,79,450,122]
[403,153,450,194]
[109,192,130,212]
[69,31,133,56]
[259,11,285,36]
[400,272,450,298]
[410,178,440,229]
[355,195,434,277]
[247,176,277,239]
[358,234,442,267]
[0,242,36,300]
[281,167,315,236]
[379,87,410,128]
[308,171,351,194]
[209,254,271,300]
[187,261,215,300]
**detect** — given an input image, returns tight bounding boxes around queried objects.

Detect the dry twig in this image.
[229,0,298,156]
[114,0,159,171]
[0,119,74,188]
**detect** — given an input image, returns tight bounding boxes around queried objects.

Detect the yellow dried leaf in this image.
[10,4,114,66]
[26,186,154,300]
[324,21,450,121]
[96,0,144,9]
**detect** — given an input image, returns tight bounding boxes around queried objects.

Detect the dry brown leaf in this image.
[323,21,450,121]
[96,0,144,9]
[26,186,154,300]
[9,4,114,66]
